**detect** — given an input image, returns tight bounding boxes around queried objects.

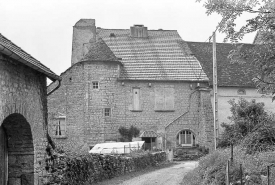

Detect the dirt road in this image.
[118,161,198,185]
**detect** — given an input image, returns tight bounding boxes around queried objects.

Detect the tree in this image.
[197,0,275,100]
[218,98,267,147]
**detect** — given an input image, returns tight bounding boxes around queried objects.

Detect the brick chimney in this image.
[71,19,96,65]
[130,25,148,38]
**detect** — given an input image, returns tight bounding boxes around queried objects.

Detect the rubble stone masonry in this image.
[48,60,214,153]
[0,53,48,184]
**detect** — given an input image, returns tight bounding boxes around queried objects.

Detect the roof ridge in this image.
[186,41,255,46]
[97,28,178,31]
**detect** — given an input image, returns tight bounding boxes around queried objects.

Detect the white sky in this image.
[0,0,256,77]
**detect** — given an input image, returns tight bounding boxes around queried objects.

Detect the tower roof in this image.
[81,38,121,63]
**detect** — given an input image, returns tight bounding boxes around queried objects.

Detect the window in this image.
[133,88,141,111]
[177,130,195,146]
[92,81,99,89]
[237,89,246,95]
[154,86,174,111]
[104,108,111,116]
[55,117,66,137]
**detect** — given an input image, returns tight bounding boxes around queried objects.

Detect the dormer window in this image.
[237,89,246,95]
[130,25,148,38]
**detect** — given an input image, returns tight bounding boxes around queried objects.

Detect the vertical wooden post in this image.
[150,138,152,151]
[129,143,131,153]
[213,32,218,150]
[268,166,270,185]
[240,164,243,185]
[230,144,233,163]
[226,160,230,185]
[164,134,167,151]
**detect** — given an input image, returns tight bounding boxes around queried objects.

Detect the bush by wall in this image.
[181,146,275,185]
[44,148,166,185]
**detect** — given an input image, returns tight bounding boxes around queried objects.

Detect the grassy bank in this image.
[181,146,275,185]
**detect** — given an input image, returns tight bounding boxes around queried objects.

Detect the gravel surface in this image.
[118,161,198,185]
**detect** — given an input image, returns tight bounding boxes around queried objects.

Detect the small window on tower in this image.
[104,108,111,116]
[54,117,66,138]
[92,81,99,89]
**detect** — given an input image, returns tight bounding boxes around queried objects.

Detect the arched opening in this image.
[0,113,34,185]
[176,129,196,147]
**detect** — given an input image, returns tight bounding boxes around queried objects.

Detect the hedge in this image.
[44,149,166,185]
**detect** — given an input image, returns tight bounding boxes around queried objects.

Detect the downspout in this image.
[47,80,61,96]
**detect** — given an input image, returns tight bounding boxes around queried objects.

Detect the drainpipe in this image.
[47,80,61,96]
[0,44,60,81]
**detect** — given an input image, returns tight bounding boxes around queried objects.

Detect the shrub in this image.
[118,125,140,142]
[182,146,275,185]
[218,98,268,148]
[44,147,166,185]
[241,121,275,154]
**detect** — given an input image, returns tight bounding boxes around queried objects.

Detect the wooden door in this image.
[0,126,7,185]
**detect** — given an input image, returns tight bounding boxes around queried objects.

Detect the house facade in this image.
[187,42,275,133]
[0,34,60,185]
[47,19,214,153]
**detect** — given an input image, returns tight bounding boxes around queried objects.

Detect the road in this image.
[118,161,198,185]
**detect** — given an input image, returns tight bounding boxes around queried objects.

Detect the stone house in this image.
[47,19,214,153]
[187,42,275,133]
[0,33,60,185]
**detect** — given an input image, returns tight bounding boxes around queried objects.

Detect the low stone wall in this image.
[44,149,166,185]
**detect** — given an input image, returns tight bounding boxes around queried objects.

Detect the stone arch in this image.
[176,128,196,147]
[0,113,34,185]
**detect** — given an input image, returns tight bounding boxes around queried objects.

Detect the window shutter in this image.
[165,87,174,110]
[133,88,140,110]
[60,118,66,135]
[155,88,165,110]
[55,120,59,135]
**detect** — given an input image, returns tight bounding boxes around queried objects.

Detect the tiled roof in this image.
[81,38,121,63]
[139,130,158,138]
[0,33,60,81]
[186,42,257,87]
[97,29,208,81]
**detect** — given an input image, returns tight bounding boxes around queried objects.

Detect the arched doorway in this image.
[0,113,34,185]
[176,130,196,147]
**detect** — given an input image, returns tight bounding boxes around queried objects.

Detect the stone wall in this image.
[48,61,214,153]
[0,53,48,184]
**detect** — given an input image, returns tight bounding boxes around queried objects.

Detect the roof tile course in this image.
[81,38,120,62]
[186,42,258,87]
[0,33,59,80]
[97,29,208,81]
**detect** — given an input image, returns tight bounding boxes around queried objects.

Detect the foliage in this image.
[44,146,166,185]
[182,146,275,185]
[240,120,275,154]
[118,125,140,142]
[181,148,242,185]
[218,98,267,147]
[196,0,275,100]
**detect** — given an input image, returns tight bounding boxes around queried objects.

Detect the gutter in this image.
[0,43,62,96]
[0,44,61,81]
[47,79,61,96]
